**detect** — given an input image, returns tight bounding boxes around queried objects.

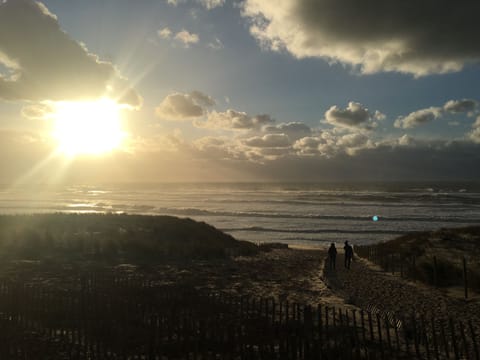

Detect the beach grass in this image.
[356,225,480,291]
[0,213,259,262]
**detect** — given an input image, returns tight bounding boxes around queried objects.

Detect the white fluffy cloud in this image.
[394,107,443,129]
[197,0,225,10]
[0,0,140,106]
[157,27,173,39]
[262,122,311,141]
[293,135,334,157]
[155,91,215,120]
[195,110,274,130]
[166,0,224,9]
[174,30,200,47]
[394,99,478,129]
[324,102,380,131]
[157,27,200,47]
[242,0,480,76]
[469,117,480,143]
[292,130,374,158]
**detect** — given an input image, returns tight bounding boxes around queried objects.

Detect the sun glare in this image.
[52,99,125,156]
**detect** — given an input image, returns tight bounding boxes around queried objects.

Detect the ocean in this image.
[1,182,479,248]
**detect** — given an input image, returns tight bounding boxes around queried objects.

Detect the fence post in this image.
[367,311,374,342]
[325,307,330,354]
[468,320,479,360]
[384,314,392,356]
[431,316,440,360]
[360,310,366,344]
[463,257,468,300]
[352,310,361,360]
[433,256,438,287]
[376,313,384,360]
[412,315,421,359]
[317,304,323,352]
[421,315,431,360]
[449,318,460,360]
[460,321,470,360]
[439,318,450,360]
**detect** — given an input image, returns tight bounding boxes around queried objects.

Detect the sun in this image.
[51,99,126,156]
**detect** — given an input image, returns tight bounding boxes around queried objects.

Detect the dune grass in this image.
[0,213,259,262]
[357,226,480,291]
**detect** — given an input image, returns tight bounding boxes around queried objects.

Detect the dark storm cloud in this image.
[243,0,480,76]
[0,0,141,106]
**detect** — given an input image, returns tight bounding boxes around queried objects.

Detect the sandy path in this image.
[324,251,480,326]
[189,248,347,307]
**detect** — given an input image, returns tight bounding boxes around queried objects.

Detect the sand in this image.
[3,246,479,327]
[324,250,480,327]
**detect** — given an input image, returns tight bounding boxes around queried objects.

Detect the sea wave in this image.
[222,226,408,235]
[155,207,480,223]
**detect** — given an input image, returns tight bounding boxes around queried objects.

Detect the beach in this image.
[5,243,478,323]
[0,213,479,358]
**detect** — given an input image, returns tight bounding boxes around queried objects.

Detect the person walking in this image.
[344,241,353,269]
[328,243,337,270]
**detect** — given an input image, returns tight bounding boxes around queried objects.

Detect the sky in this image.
[1,0,480,184]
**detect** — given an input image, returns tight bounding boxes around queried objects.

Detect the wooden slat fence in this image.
[0,274,477,359]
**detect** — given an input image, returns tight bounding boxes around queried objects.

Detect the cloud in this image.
[468,116,480,143]
[336,133,368,148]
[21,103,54,120]
[242,0,480,76]
[207,37,224,50]
[190,90,216,107]
[166,0,224,9]
[157,27,173,39]
[157,27,200,48]
[292,131,374,158]
[293,135,334,157]
[443,99,478,115]
[155,91,214,120]
[394,99,478,129]
[197,0,225,9]
[397,134,416,147]
[394,107,443,129]
[337,133,374,155]
[195,110,275,130]
[0,0,140,106]
[262,122,311,141]
[324,102,379,130]
[174,30,199,47]
[192,136,247,161]
[243,133,291,148]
